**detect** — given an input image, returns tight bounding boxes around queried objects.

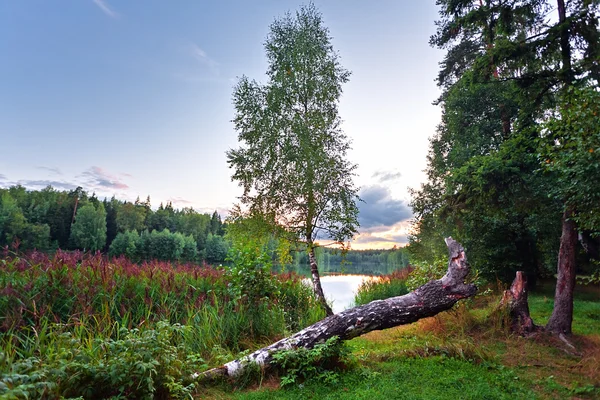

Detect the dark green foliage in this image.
[410,0,600,287]
[540,86,600,231]
[0,185,226,262]
[103,196,119,251]
[109,229,199,262]
[116,201,146,233]
[204,233,229,264]
[69,202,107,251]
[271,336,350,388]
[0,191,51,251]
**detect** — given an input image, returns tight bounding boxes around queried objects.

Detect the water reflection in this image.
[316,275,378,314]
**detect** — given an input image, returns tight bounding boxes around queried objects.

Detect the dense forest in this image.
[409,0,600,289]
[0,185,228,262]
[0,185,409,270]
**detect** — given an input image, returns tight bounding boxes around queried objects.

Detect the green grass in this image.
[527,282,600,335]
[231,357,536,400]
[353,269,411,306]
[199,284,600,400]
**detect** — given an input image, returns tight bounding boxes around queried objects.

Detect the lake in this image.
[317,274,378,314]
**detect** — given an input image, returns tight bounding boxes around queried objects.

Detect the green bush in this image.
[109,229,140,259]
[0,322,205,399]
[226,241,280,305]
[271,336,350,387]
[406,257,448,291]
[354,268,412,306]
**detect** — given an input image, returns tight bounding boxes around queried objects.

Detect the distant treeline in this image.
[0,185,228,263]
[0,185,411,270]
[286,246,411,276]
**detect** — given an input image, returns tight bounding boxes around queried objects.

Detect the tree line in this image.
[0,185,228,263]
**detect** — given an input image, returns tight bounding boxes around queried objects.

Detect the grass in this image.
[231,357,536,400]
[200,282,600,400]
[353,268,412,306]
[0,250,324,398]
[1,251,598,399]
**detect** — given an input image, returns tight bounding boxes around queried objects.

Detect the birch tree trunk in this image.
[308,246,334,316]
[198,237,477,380]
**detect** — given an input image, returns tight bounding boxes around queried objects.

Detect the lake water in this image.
[317,275,378,314]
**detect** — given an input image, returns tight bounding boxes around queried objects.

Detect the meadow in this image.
[1,250,599,399]
[0,250,324,398]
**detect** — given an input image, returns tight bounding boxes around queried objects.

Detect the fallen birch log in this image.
[197,237,477,380]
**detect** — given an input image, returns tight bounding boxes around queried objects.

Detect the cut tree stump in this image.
[196,237,477,380]
[499,271,538,335]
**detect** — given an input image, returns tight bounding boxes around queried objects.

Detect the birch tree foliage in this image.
[227,3,359,247]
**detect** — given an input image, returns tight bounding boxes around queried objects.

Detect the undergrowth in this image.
[0,250,324,398]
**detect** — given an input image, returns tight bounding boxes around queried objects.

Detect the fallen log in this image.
[197,237,477,380]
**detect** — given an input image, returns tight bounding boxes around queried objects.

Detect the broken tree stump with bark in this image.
[197,237,477,380]
[499,271,537,335]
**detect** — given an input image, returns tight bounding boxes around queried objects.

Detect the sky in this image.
[0,1,444,249]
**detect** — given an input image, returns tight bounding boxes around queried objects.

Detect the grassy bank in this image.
[215,276,600,400]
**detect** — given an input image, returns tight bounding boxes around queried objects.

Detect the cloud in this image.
[16,180,78,191]
[358,185,412,229]
[92,0,119,19]
[168,197,193,206]
[0,174,6,181]
[188,43,219,76]
[353,232,409,246]
[81,166,129,191]
[372,170,402,182]
[36,166,62,175]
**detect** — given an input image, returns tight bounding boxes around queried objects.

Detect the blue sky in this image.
[0,1,443,249]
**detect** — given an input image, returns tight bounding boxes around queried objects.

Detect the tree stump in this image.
[499,271,537,335]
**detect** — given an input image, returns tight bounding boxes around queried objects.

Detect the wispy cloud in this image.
[92,0,120,19]
[0,174,6,181]
[81,166,129,191]
[372,169,402,183]
[16,179,78,191]
[188,43,219,76]
[36,166,62,175]
[168,197,193,206]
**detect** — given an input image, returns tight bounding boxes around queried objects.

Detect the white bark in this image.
[197,237,477,380]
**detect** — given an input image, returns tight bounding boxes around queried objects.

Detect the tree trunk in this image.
[499,271,537,335]
[197,237,477,380]
[556,0,573,85]
[546,209,578,334]
[308,246,334,316]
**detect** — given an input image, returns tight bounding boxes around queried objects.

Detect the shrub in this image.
[406,257,448,291]
[0,322,206,399]
[354,267,412,306]
[271,336,350,387]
